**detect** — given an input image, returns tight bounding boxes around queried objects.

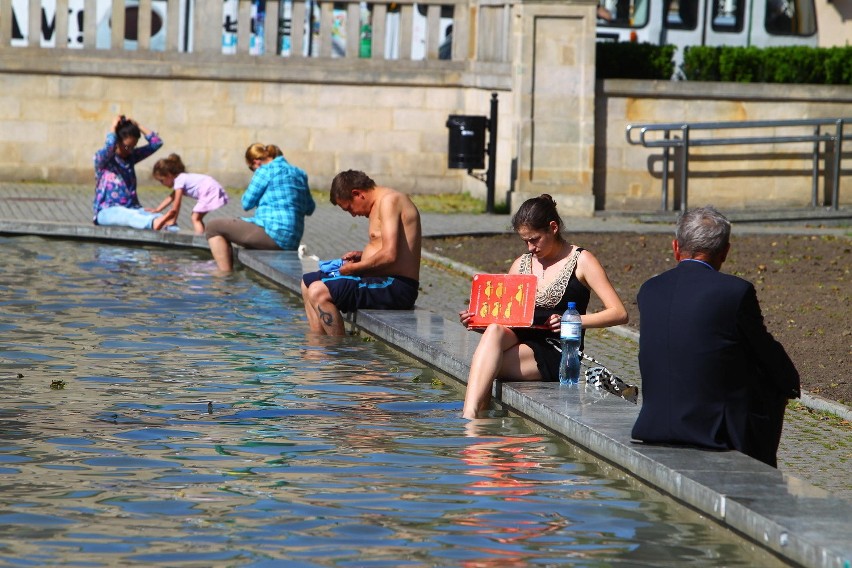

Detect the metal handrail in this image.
[626,118,851,212]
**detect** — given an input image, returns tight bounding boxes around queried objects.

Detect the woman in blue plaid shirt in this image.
[205,143,316,272]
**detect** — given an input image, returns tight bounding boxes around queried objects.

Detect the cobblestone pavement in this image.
[1,182,850,502]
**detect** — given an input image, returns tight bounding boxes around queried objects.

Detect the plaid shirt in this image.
[242,156,315,249]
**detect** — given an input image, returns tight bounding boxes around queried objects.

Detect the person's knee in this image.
[307,281,333,306]
[482,323,507,340]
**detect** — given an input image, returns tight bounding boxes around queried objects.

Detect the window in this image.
[712,0,744,32]
[664,0,699,29]
[597,0,650,28]
[765,0,817,35]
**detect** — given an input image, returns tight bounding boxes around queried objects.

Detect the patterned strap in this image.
[519,248,582,309]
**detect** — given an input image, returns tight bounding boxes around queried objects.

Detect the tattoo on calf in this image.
[317,305,334,326]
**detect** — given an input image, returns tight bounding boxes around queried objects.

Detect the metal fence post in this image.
[811,125,820,208]
[832,119,844,211]
[486,93,499,214]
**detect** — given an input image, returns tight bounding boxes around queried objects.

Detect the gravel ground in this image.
[424,231,852,406]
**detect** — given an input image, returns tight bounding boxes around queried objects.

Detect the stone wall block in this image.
[280,106,342,131]
[310,129,367,153]
[234,104,289,129]
[368,131,423,154]
[0,121,48,143]
[338,108,394,132]
[0,96,21,120]
[58,76,106,99]
[393,108,452,132]
[512,1,596,215]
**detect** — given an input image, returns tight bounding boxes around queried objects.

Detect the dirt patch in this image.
[424,232,851,406]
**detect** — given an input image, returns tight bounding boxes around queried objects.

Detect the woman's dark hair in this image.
[511,194,564,238]
[114,116,140,140]
[152,154,186,178]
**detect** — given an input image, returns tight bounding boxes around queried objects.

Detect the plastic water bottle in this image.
[558,302,582,385]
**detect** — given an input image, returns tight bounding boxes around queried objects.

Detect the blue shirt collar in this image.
[679,258,716,271]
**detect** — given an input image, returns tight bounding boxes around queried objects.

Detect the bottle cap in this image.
[567,302,576,309]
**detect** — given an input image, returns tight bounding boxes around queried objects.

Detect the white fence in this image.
[1,0,513,63]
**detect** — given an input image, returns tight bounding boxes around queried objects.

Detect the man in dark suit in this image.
[631,206,800,467]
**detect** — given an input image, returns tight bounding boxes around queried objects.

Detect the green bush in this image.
[599,43,852,84]
[682,45,852,84]
[718,46,763,82]
[823,47,852,85]
[596,42,676,80]
[680,46,721,81]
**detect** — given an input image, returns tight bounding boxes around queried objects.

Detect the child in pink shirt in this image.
[150,154,230,234]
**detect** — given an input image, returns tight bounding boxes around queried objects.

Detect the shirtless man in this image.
[301,170,421,336]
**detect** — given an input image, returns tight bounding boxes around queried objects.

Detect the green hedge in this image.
[597,43,852,85]
[682,45,852,84]
[596,42,676,80]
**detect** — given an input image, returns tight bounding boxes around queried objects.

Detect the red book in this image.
[467,274,538,328]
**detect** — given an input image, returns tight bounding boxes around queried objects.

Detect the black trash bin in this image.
[446,115,487,170]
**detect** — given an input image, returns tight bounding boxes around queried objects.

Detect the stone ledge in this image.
[0,48,512,90]
[0,220,206,249]
[600,79,852,103]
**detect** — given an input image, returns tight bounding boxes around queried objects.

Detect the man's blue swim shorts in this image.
[302,271,419,313]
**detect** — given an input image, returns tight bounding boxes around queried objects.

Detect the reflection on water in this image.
[0,237,782,566]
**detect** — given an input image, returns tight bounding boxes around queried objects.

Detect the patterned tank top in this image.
[518,247,591,325]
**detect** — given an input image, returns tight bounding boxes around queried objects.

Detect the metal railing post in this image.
[811,126,820,207]
[485,93,499,214]
[625,117,852,213]
[832,119,844,211]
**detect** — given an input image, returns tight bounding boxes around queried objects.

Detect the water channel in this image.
[0,237,786,566]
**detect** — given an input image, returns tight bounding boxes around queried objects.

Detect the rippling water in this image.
[0,237,781,566]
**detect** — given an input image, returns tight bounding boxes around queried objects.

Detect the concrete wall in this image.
[0,0,603,213]
[510,1,599,217]
[0,58,515,199]
[595,80,852,211]
[4,0,849,214]
[815,0,852,47]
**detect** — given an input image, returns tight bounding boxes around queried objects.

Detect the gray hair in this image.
[676,206,731,257]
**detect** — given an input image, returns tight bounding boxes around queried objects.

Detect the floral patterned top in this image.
[92,131,163,222]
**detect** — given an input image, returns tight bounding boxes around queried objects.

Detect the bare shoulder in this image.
[383,188,418,211]
[574,246,607,275]
[576,246,600,265]
[377,188,420,221]
[507,255,525,274]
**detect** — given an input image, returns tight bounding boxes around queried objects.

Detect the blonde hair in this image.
[244,143,283,167]
[152,153,186,179]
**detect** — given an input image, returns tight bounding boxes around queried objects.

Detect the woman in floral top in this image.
[93,115,176,230]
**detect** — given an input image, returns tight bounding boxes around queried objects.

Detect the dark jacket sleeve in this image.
[737,284,800,399]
